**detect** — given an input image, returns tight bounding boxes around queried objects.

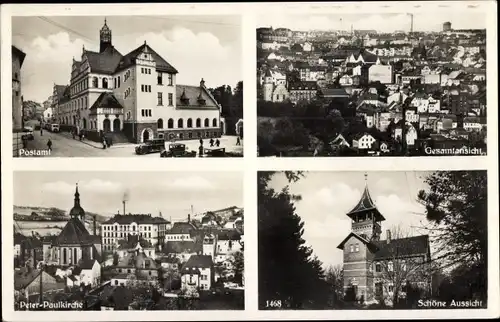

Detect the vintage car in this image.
[160,143,197,158]
[135,138,165,155]
[203,147,226,157]
[22,126,34,140]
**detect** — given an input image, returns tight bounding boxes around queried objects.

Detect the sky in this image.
[256,12,487,33]
[12,16,242,103]
[14,171,243,222]
[266,171,433,268]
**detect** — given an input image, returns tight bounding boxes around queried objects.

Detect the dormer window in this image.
[180,89,189,104]
[197,94,206,105]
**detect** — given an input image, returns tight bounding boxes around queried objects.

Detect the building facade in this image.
[101,213,170,252]
[337,178,431,304]
[54,19,224,143]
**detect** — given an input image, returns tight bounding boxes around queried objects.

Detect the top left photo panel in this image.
[12,15,244,158]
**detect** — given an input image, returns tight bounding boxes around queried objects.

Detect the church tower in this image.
[262,69,274,102]
[346,174,385,241]
[99,18,112,53]
[69,183,86,223]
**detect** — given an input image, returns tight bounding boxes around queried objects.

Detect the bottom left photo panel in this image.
[11,171,245,311]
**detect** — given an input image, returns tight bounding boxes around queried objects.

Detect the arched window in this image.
[92,77,98,88]
[102,78,108,89]
[177,119,184,128]
[212,118,217,127]
[375,263,382,272]
[187,118,193,128]
[157,118,164,129]
[168,118,174,129]
[196,118,201,128]
[204,118,209,127]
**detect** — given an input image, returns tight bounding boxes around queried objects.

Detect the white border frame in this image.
[1,1,498,320]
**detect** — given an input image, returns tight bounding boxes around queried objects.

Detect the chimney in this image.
[188,214,191,223]
[93,215,97,235]
[200,78,205,88]
[386,230,391,244]
[123,200,126,216]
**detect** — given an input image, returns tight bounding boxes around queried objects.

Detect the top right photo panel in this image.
[256,10,488,157]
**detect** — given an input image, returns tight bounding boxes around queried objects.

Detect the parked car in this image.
[135,138,165,155]
[22,126,34,140]
[204,147,226,157]
[50,124,60,132]
[160,143,197,158]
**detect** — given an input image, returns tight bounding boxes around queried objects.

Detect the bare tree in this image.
[325,264,343,306]
[370,225,431,307]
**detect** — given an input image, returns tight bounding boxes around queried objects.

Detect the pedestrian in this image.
[198,144,204,157]
[47,138,52,151]
[199,138,203,146]
[215,139,220,147]
[210,138,214,147]
[102,137,107,149]
[72,129,76,139]
[40,127,43,136]
[79,132,83,141]
[106,136,110,148]
[236,136,241,146]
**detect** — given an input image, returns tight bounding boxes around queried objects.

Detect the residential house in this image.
[393,121,418,147]
[163,240,201,263]
[180,255,214,292]
[288,81,318,104]
[463,116,484,132]
[352,133,377,150]
[14,268,63,298]
[337,180,431,303]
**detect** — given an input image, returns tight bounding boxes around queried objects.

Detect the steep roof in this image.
[54,85,68,100]
[54,217,94,246]
[80,259,98,270]
[288,81,318,91]
[336,232,379,251]
[217,229,242,241]
[117,235,153,250]
[169,222,198,234]
[89,92,124,111]
[116,43,178,74]
[163,241,201,254]
[176,85,220,110]
[14,269,41,290]
[373,235,430,260]
[346,184,386,221]
[103,214,169,225]
[180,255,213,274]
[84,46,123,74]
[320,88,350,98]
[12,46,26,66]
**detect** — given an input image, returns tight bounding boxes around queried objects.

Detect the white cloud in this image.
[166,175,215,190]
[42,179,123,195]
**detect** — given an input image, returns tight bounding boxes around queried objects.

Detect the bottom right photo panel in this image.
[258,170,487,310]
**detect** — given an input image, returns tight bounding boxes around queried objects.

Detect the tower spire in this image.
[74,183,80,207]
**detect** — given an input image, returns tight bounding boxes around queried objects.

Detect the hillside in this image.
[14,205,108,224]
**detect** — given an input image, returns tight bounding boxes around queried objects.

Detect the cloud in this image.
[125,27,237,88]
[42,179,123,195]
[16,26,241,102]
[166,175,215,190]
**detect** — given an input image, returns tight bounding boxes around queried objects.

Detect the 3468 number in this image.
[265,300,282,308]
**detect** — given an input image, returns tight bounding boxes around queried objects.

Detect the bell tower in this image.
[100,18,112,53]
[346,174,385,241]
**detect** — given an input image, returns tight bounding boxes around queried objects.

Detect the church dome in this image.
[69,204,85,217]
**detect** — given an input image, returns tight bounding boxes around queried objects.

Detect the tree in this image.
[112,252,119,266]
[232,251,244,286]
[417,171,487,301]
[325,264,344,307]
[369,225,431,307]
[258,171,328,309]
